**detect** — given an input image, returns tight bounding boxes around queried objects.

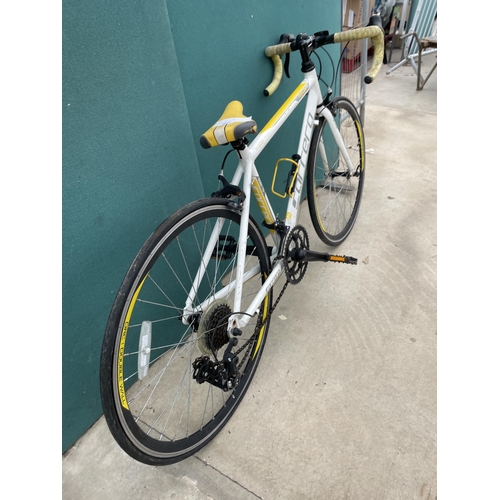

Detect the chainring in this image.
[284,225,310,285]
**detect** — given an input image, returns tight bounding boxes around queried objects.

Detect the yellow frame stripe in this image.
[118,274,148,410]
[260,82,307,134]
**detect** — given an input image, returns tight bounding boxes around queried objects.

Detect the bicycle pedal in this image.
[290,248,357,265]
[329,255,357,265]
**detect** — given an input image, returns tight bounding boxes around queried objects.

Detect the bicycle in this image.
[100,15,384,466]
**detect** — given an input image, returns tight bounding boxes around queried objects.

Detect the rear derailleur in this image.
[192,337,241,391]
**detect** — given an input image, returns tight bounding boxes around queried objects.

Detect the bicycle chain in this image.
[234,255,290,369]
[232,226,312,368]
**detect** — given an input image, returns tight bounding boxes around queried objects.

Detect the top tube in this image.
[246,76,310,158]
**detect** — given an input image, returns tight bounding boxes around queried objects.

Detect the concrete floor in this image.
[62,49,437,499]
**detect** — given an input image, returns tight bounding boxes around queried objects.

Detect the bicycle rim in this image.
[307,97,365,246]
[100,199,272,465]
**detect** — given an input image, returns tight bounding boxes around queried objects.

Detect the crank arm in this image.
[289,248,357,265]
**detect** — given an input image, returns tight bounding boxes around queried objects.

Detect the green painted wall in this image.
[168,0,340,219]
[62,0,341,453]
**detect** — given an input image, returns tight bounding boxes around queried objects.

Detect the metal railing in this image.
[340,0,370,124]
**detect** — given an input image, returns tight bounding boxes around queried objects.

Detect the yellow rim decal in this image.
[260,82,307,134]
[356,119,365,171]
[252,290,269,359]
[315,114,364,233]
[118,275,148,410]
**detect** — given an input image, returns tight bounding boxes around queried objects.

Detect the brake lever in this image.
[278,33,295,78]
[284,53,291,78]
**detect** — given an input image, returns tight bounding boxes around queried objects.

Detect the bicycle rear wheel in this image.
[307,96,365,246]
[100,198,272,465]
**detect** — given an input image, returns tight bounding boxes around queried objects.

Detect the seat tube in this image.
[232,156,254,320]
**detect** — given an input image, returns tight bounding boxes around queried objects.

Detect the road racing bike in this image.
[100,15,384,466]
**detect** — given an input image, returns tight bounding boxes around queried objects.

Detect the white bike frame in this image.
[183,67,354,330]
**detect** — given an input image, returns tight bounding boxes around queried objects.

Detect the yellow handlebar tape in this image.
[264,55,284,96]
[263,24,384,95]
[333,25,384,83]
[264,42,293,58]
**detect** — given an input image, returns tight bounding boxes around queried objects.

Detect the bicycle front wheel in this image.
[100,198,272,465]
[307,96,366,246]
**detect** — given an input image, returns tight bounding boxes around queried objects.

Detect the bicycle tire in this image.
[100,198,272,465]
[306,96,366,246]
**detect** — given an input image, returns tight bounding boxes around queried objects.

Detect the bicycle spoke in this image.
[308,98,364,245]
[99,15,383,464]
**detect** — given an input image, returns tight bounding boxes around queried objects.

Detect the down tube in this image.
[284,82,323,229]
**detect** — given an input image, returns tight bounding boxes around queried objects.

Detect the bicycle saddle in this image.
[200,101,257,149]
